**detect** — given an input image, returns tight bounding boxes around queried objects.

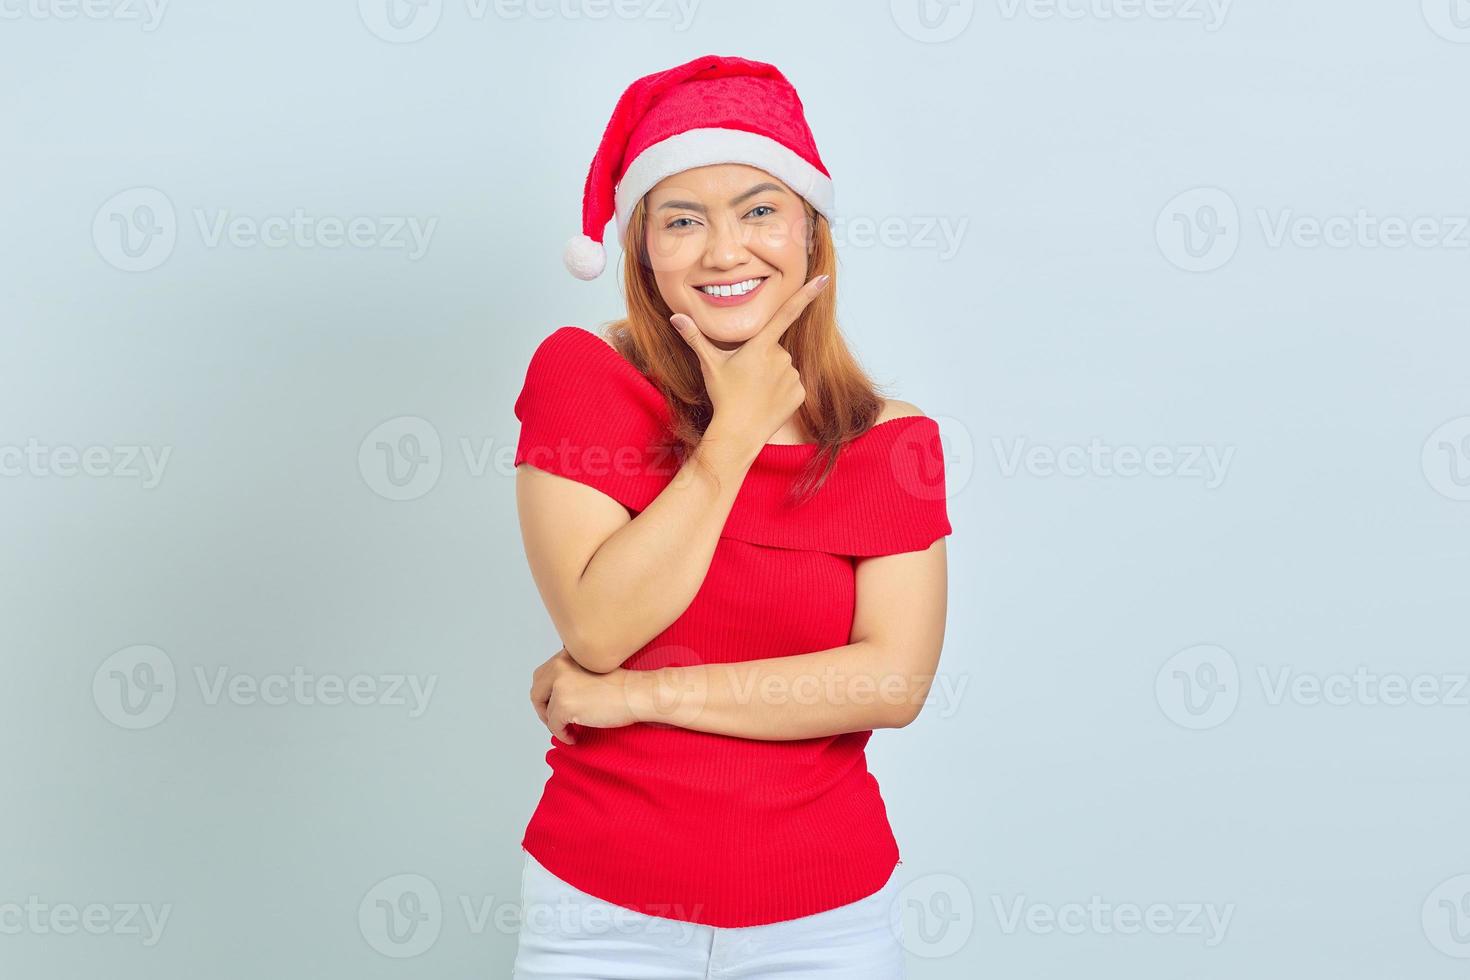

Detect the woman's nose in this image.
[703,215,751,266]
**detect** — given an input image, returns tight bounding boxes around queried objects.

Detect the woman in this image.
[510,54,952,979]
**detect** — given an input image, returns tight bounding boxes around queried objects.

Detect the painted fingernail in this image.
[815,274,831,289]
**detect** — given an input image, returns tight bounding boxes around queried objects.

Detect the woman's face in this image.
[643,163,813,350]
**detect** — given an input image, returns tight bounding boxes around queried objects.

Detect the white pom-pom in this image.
[563,234,606,280]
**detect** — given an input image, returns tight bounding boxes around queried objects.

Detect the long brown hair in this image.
[600,193,890,504]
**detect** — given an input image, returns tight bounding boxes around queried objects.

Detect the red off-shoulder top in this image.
[513,325,952,927]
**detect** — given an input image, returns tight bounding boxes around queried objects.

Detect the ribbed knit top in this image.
[512,325,952,927]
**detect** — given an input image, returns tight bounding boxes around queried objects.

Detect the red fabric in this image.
[512,325,952,927]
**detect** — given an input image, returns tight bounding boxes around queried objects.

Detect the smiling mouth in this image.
[695,276,767,298]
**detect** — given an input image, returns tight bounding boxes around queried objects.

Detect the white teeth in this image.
[699,278,763,297]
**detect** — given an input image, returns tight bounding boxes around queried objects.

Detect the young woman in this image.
[510,55,952,979]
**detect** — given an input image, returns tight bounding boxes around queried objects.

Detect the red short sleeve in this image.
[512,327,678,512]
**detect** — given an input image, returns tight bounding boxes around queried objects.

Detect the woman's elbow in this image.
[560,628,625,674]
[881,699,924,729]
[878,671,936,728]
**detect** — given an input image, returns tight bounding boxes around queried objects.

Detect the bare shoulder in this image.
[875,398,926,424]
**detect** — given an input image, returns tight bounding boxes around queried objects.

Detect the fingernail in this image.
[816,274,831,289]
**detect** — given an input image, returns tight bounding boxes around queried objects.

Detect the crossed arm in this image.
[527,537,948,742]
[627,538,946,739]
[515,406,948,743]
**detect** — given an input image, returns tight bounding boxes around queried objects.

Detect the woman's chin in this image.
[698,313,766,347]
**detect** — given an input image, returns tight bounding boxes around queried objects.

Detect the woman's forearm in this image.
[625,641,934,740]
[565,423,759,672]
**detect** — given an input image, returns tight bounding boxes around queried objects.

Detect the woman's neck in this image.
[765,416,814,446]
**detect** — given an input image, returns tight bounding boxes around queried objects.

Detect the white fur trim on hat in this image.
[563,233,606,280]
[612,127,835,246]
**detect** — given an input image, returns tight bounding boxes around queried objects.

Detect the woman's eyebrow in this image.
[656,182,787,214]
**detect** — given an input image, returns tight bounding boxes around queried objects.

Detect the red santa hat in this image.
[563,54,835,280]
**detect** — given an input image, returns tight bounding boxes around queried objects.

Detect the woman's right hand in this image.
[669,273,831,455]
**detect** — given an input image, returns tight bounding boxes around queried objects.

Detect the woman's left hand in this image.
[529,648,638,744]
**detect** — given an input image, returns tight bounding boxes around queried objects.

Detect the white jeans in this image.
[511,850,907,979]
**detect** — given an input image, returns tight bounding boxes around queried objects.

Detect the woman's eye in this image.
[747,205,775,219]
[667,217,698,230]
